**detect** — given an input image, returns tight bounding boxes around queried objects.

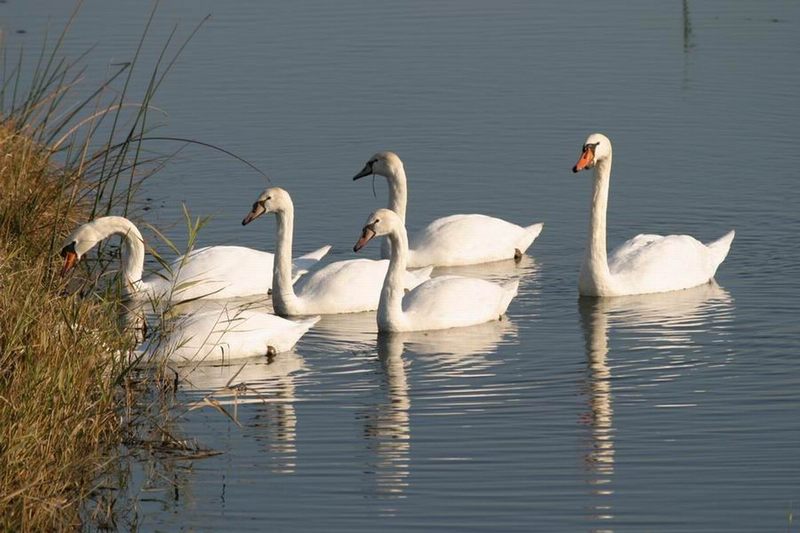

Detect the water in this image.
[3,1,799,530]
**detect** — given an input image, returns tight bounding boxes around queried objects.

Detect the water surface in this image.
[3,1,799,530]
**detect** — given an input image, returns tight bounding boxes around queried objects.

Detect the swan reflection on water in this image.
[578,281,734,527]
[177,351,306,474]
[361,318,519,506]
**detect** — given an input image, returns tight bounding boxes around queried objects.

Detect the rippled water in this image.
[3,0,799,530]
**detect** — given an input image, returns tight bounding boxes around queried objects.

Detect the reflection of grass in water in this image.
[0,3,215,529]
[683,0,694,52]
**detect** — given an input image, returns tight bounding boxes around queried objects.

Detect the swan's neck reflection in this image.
[579,297,616,524]
[251,372,299,474]
[578,282,735,529]
[363,333,411,502]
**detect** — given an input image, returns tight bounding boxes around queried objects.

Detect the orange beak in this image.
[573,148,594,173]
[61,251,78,276]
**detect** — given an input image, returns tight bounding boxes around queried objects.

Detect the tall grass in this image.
[0,7,207,529]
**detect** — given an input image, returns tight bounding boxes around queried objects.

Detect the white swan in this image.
[572,133,735,296]
[147,307,318,363]
[241,188,432,315]
[59,216,331,302]
[353,151,544,267]
[353,208,519,332]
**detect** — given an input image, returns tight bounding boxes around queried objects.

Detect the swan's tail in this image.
[516,222,544,254]
[498,279,520,315]
[707,230,735,270]
[293,245,333,281]
[276,315,321,353]
[411,266,434,284]
[299,245,332,262]
[294,315,321,333]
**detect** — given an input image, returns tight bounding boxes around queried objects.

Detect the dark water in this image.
[3,1,799,530]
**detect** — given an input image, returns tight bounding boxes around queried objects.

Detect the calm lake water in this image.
[3,0,799,530]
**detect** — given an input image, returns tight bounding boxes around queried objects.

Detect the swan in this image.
[353,208,519,332]
[59,216,331,302]
[147,306,319,363]
[241,188,432,315]
[572,133,735,296]
[353,151,544,267]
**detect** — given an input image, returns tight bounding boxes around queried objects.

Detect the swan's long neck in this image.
[386,166,408,222]
[381,166,408,259]
[378,224,410,331]
[97,217,145,294]
[581,156,615,294]
[272,204,300,314]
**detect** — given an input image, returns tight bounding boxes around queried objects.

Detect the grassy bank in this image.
[0,9,203,527]
[0,122,135,529]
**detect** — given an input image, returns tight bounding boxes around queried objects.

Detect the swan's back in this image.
[408,214,542,267]
[144,245,331,302]
[292,259,432,314]
[161,311,318,363]
[401,276,519,330]
[295,259,386,303]
[144,246,273,302]
[608,231,735,294]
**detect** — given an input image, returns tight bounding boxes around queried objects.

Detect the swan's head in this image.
[353,208,401,252]
[59,220,106,276]
[353,151,404,180]
[573,133,612,173]
[242,187,292,225]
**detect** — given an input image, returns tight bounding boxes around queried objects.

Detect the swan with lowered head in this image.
[353,151,544,267]
[353,208,519,332]
[149,307,319,363]
[241,188,432,315]
[60,216,331,302]
[572,133,734,297]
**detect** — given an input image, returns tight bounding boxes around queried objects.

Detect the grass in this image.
[0,6,208,528]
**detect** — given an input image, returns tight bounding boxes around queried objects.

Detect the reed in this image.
[0,6,206,528]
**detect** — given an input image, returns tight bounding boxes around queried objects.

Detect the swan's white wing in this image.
[293,259,428,314]
[143,246,273,302]
[608,234,719,293]
[160,310,318,363]
[293,259,387,313]
[402,275,516,330]
[143,245,331,302]
[409,214,541,267]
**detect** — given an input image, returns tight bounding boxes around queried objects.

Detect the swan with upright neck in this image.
[572,133,734,296]
[353,208,519,332]
[241,188,432,316]
[59,216,331,302]
[353,152,544,267]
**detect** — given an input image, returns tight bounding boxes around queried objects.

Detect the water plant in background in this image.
[0,5,211,528]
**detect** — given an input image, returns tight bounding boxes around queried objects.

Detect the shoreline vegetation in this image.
[0,9,207,529]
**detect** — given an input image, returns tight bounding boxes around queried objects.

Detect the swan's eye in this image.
[265,196,271,201]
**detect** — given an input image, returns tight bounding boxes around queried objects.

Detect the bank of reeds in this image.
[0,10,203,528]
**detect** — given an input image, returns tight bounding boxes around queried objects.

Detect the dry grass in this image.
[0,7,207,528]
[0,125,134,530]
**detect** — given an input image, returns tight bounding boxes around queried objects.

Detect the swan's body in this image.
[59,216,330,302]
[354,208,519,332]
[353,152,543,267]
[152,308,318,363]
[242,188,432,316]
[572,133,734,297]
